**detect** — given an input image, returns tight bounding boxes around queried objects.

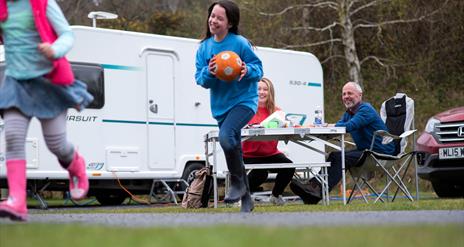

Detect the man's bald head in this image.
[342,82,363,109]
[343,81,363,93]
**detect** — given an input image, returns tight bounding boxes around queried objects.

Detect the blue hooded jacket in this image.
[195,33,263,122]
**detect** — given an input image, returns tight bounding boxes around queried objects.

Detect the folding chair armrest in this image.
[345,140,356,146]
[332,138,356,147]
[374,130,401,139]
[400,129,417,139]
[370,130,399,150]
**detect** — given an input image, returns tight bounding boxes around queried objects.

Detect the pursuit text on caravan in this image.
[67,115,97,122]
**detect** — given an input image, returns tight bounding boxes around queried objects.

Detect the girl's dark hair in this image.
[201,0,240,42]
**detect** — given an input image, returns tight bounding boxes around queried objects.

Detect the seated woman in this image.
[242,77,295,205]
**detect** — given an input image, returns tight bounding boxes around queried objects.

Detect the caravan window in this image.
[71,62,105,109]
[0,62,104,109]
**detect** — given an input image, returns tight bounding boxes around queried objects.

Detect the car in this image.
[416,106,464,198]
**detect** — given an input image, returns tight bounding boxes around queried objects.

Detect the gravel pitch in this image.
[9,209,463,228]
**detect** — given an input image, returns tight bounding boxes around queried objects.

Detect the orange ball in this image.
[213,51,242,82]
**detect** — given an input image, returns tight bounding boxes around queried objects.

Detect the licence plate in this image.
[439,147,464,159]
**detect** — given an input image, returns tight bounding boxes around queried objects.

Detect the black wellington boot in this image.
[240,169,254,213]
[224,173,247,203]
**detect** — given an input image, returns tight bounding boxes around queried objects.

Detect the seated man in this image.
[290,81,396,204]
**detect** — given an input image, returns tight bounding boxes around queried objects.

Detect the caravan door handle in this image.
[149,101,158,114]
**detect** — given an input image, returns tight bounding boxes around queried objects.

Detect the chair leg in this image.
[391,156,415,201]
[347,171,364,204]
[374,166,397,203]
[375,157,414,202]
[390,153,420,202]
[348,175,372,204]
[414,153,420,200]
[347,179,358,204]
[392,161,412,201]
[359,156,385,203]
[368,157,412,202]
[369,156,390,203]
[350,152,418,204]
[363,180,384,203]
[358,179,373,203]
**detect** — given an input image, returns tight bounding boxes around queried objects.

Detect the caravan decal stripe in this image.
[102,119,146,124]
[176,123,218,127]
[307,82,322,87]
[149,122,174,126]
[102,119,217,127]
[102,64,141,71]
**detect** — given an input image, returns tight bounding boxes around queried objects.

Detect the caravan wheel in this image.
[178,162,205,199]
[182,162,205,185]
[96,193,127,206]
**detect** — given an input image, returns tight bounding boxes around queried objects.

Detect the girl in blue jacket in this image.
[195,0,263,212]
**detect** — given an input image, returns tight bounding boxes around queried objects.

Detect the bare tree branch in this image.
[353,0,449,31]
[250,0,450,88]
[280,38,342,49]
[350,0,388,16]
[289,22,339,32]
[258,2,338,16]
[348,0,363,11]
[351,18,374,26]
[360,55,395,79]
[354,16,427,30]
[320,55,347,64]
[360,55,391,66]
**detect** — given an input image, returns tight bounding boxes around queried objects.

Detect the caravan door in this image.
[145,52,176,170]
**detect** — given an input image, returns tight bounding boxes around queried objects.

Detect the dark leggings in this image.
[217,105,254,177]
[244,153,295,196]
[326,150,364,191]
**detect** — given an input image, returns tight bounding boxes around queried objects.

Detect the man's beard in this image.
[344,100,355,109]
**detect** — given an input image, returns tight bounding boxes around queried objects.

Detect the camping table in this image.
[204,126,347,208]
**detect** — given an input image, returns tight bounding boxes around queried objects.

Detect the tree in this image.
[248,0,449,89]
[57,0,209,37]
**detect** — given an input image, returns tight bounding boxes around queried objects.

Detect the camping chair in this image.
[347,93,419,203]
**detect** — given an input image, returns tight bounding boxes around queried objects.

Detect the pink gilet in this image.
[0,0,74,85]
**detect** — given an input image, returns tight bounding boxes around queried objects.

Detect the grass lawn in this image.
[1,224,463,247]
[1,196,463,247]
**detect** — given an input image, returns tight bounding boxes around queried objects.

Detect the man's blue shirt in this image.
[335,102,396,155]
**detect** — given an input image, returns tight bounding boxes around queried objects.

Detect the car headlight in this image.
[424,117,440,133]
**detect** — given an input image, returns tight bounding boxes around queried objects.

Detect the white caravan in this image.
[0,26,324,205]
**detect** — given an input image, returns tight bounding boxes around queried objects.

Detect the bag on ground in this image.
[181,167,213,208]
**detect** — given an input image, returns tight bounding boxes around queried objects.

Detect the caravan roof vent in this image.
[88,11,118,28]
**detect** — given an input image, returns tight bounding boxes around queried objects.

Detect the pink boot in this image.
[0,160,28,221]
[67,151,89,200]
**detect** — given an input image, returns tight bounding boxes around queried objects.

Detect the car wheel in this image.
[431,181,464,198]
[95,192,127,206]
